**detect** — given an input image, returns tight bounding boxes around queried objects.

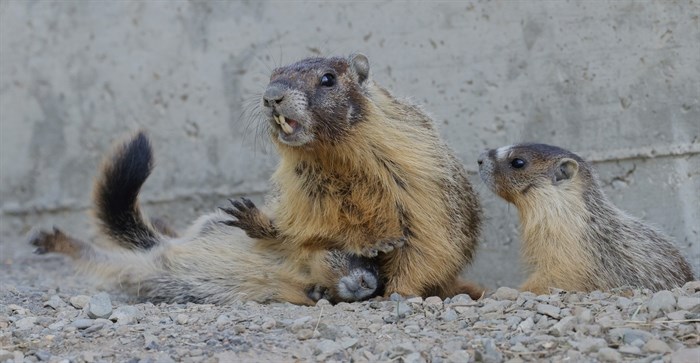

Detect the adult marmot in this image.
[478,143,694,293]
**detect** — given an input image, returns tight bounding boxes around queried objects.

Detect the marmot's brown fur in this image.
[30,132,382,305]
[478,143,694,294]
[225,54,483,298]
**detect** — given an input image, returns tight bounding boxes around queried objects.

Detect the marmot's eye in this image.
[320,73,336,87]
[510,158,526,169]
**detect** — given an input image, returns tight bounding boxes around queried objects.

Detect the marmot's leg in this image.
[29,227,91,260]
[220,198,278,240]
[380,244,463,298]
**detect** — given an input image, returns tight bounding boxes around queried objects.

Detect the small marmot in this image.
[30,132,382,305]
[225,53,483,299]
[477,143,694,293]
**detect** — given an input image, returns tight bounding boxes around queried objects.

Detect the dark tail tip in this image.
[93,131,159,250]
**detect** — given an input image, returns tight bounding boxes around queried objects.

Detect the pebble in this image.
[647,290,676,316]
[406,296,423,304]
[261,317,276,330]
[315,339,342,356]
[109,306,142,324]
[87,292,113,319]
[424,296,443,306]
[577,337,607,353]
[44,295,65,310]
[618,345,642,355]
[491,287,519,300]
[475,339,503,363]
[597,347,622,362]
[440,309,458,322]
[643,339,671,353]
[671,347,700,363]
[296,329,313,340]
[69,295,90,309]
[176,314,188,325]
[676,296,700,311]
[548,316,575,337]
[15,317,37,330]
[447,350,470,363]
[389,293,404,302]
[72,319,94,329]
[0,350,13,361]
[536,303,561,319]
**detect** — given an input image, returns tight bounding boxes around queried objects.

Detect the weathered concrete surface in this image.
[1,1,698,288]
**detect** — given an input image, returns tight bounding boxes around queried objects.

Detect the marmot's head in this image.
[261,54,371,147]
[478,143,589,205]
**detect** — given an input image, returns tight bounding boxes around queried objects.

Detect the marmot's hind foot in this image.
[361,237,407,257]
[219,198,279,240]
[28,227,75,256]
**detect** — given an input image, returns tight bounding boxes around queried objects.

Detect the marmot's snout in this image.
[262,82,310,146]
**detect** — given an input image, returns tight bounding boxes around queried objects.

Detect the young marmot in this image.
[478,143,694,293]
[223,54,483,299]
[30,132,382,305]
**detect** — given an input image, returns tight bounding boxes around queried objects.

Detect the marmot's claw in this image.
[361,237,407,257]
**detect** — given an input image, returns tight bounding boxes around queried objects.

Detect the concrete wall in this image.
[1,1,698,288]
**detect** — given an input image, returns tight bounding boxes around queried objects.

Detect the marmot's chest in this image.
[278,169,404,243]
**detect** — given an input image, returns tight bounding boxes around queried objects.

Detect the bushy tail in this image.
[93,131,160,250]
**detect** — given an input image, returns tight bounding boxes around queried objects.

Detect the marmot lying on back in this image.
[30,132,382,305]
[478,143,694,294]
[224,53,483,299]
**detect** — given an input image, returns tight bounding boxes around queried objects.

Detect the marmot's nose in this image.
[263,85,285,107]
[477,151,488,165]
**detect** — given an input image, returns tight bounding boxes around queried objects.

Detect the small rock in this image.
[577,337,607,353]
[296,329,313,340]
[339,338,358,349]
[402,352,425,363]
[450,294,473,304]
[441,309,458,322]
[575,308,593,324]
[406,296,423,304]
[682,281,700,293]
[597,347,622,362]
[36,350,52,361]
[175,314,188,325]
[261,317,276,330]
[447,350,470,363]
[671,347,700,363]
[44,295,65,310]
[396,301,413,317]
[290,316,313,332]
[404,324,420,334]
[475,339,502,363]
[677,296,700,311]
[48,320,67,330]
[491,287,519,300]
[87,292,112,319]
[72,319,94,329]
[549,316,576,337]
[647,290,676,316]
[315,298,331,306]
[643,339,671,353]
[618,345,642,355]
[15,317,37,330]
[389,293,404,301]
[518,317,534,332]
[69,295,90,309]
[667,310,689,320]
[424,296,443,306]
[0,349,13,361]
[536,303,561,319]
[315,339,341,355]
[109,306,142,324]
[608,328,653,345]
[143,333,159,350]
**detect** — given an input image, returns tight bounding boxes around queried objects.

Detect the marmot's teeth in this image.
[278,115,294,134]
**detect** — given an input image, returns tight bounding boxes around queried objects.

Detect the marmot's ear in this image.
[349,53,369,84]
[554,158,578,183]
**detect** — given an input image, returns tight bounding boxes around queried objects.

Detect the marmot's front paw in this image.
[219,198,279,240]
[307,285,330,302]
[29,227,65,254]
[361,237,407,257]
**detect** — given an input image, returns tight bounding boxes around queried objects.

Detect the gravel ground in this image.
[1,253,698,363]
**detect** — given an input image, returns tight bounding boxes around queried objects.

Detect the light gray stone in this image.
[14,317,37,330]
[643,339,671,354]
[676,296,700,312]
[536,304,561,319]
[647,290,676,316]
[87,292,112,319]
[69,295,90,309]
[670,348,700,363]
[597,347,622,362]
[491,287,519,300]
[548,316,576,337]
